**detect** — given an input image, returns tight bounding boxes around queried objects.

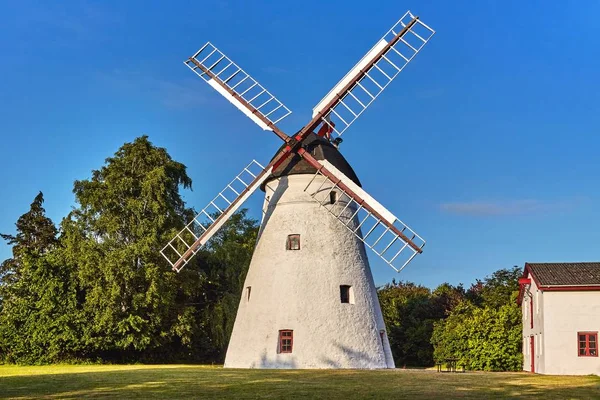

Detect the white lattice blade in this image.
[206,79,271,131]
[185,42,292,131]
[320,160,395,225]
[160,160,272,272]
[312,39,388,118]
[311,11,434,138]
[304,160,425,272]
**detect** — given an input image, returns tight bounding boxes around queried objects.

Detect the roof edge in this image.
[518,262,600,304]
[538,285,600,291]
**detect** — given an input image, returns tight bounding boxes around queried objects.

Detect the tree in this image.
[431,282,466,316]
[479,266,521,309]
[60,135,194,361]
[0,192,57,287]
[378,281,436,367]
[0,193,79,364]
[0,136,261,364]
[378,280,467,367]
[176,210,259,362]
[431,268,523,371]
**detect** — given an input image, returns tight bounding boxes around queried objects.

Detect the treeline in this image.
[379,267,522,371]
[0,136,522,369]
[0,136,257,364]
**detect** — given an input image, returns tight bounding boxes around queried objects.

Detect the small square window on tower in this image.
[340,285,354,304]
[279,330,293,353]
[286,234,301,250]
[329,191,337,204]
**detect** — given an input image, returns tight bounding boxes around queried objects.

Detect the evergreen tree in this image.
[61,135,194,360]
[0,192,79,363]
[0,192,57,287]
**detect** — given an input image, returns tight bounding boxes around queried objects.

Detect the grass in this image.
[0,364,599,399]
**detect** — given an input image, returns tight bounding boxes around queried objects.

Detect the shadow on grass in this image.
[0,366,599,399]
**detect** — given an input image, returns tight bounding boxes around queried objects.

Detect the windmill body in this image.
[224,135,394,368]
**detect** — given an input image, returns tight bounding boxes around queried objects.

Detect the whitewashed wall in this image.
[542,290,600,375]
[224,174,394,369]
[521,275,545,373]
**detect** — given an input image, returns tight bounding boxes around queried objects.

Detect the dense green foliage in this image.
[431,267,522,371]
[0,136,522,369]
[0,136,258,364]
[0,193,77,364]
[378,281,465,367]
[378,267,522,370]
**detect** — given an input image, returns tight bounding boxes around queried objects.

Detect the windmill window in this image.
[246,286,251,302]
[340,285,354,304]
[329,191,337,204]
[286,234,301,250]
[279,330,293,353]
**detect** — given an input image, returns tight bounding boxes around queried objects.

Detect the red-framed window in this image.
[286,234,300,250]
[279,330,293,353]
[578,332,598,357]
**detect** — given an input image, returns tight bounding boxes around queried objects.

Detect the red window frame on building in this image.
[279,330,293,353]
[578,332,598,357]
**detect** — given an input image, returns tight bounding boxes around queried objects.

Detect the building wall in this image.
[542,290,600,375]
[224,174,394,369]
[522,275,545,373]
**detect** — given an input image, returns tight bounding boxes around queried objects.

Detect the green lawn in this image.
[0,365,598,399]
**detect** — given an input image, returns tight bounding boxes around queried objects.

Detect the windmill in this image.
[161,11,435,368]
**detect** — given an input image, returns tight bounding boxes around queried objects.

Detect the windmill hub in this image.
[261,132,361,191]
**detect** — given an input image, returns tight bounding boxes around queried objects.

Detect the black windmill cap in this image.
[260,132,361,191]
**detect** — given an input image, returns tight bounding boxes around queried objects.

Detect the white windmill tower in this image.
[161,11,435,369]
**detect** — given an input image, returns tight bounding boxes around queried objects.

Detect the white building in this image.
[519,262,600,375]
[224,134,394,369]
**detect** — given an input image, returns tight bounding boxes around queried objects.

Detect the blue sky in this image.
[1,0,599,289]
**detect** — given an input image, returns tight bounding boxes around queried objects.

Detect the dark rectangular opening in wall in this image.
[330,191,337,204]
[340,285,352,303]
[246,286,251,302]
[286,234,300,250]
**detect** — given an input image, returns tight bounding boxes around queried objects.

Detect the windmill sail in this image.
[303,159,425,272]
[312,11,435,138]
[160,160,272,272]
[171,9,434,274]
[185,42,292,132]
